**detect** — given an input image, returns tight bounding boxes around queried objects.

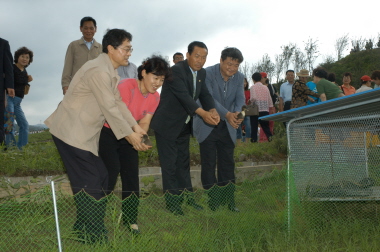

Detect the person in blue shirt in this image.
[306,81,320,105]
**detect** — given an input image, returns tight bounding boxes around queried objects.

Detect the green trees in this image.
[320,48,380,88]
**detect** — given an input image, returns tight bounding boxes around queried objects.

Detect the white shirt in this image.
[356,85,372,93]
[280,81,293,102]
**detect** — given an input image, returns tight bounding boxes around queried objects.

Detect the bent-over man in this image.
[46,29,149,243]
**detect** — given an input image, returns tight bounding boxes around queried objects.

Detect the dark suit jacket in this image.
[151,60,215,140]
[0,38,14,92]
[0,38,14,143]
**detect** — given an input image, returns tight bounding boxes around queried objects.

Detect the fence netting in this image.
[0,169,287,252]
[287,112,380,233]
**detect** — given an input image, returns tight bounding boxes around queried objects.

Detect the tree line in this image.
[239,34,380,85]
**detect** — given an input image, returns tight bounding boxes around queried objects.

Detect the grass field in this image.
[3,125,378,251]
[1,169,380,251]
[0,123,287,176]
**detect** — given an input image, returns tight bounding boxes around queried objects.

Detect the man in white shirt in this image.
[279,70,295,112]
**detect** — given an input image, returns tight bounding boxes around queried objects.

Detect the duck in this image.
[237,105,247,119]
[142,134,152,146]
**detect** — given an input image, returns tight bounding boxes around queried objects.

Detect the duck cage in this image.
[261,88,380,230]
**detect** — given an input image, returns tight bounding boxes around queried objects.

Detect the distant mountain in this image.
[34,124,48,129]
[13,123,48,132]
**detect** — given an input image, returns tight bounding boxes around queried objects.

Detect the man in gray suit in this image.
[0,38,15,145]
[193,47,245,212]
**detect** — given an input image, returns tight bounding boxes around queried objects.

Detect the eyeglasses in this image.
[118,47,133,53]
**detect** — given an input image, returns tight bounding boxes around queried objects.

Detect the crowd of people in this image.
[236,67,380,143]
[1,15,380,244]
[41,16,245,243]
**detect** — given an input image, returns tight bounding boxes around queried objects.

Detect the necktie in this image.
[185,72,197,124]
[192,72,196,98]
[223,81,227,99]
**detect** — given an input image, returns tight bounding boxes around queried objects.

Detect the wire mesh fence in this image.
[287,112,380,233]
[0,169,287,252]
[2,146,380,251]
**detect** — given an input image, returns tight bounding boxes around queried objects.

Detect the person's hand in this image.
[307,96,315,103]
[6,88,15,98]
[200,111,219,125]
[28,75,33,82]
[125,132,151,151]
[132,124,147,135]
[226,112,241,129]
[62,86,68,95]
[209,108,220,123]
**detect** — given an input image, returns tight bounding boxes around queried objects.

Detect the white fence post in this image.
[51,181,62,252]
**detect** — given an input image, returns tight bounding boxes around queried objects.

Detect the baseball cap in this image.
[361,75,372,82]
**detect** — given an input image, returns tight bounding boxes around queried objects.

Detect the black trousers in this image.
[52,135,108,237]
[98,126,139,225]
[199,121,237,208]
[284,101,291,111]
[250,111,272,142]
[0,90,5,144]
[52,135,108,198]
[155,123,193,196]
[283,101,291,128]
[199,121,235,190]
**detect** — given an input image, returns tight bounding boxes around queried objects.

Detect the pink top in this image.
[104,78,160,128]
[250,82,273,112]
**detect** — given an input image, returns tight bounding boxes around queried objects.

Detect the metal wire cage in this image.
[287,112,380,230]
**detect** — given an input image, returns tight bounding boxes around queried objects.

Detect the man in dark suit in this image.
[151,41,220,215]
[0,38,15,145]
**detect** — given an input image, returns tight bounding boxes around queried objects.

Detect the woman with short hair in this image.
[6,46,33,149]
[99,55,171,235]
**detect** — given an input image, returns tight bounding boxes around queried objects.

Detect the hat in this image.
[260,72,267,78]
[361,75,372,82]
[296,69,310,77]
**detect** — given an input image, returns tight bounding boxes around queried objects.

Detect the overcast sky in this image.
[1,0,378,125]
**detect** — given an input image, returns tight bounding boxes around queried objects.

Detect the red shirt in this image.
[104,78,160,128]
[244,90,250,104]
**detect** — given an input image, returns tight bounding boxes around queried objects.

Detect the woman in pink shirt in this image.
[99,55,171,235]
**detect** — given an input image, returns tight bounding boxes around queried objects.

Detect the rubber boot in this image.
[207,185,221,211]
[165,193,184,216]
[74,191,108,244]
